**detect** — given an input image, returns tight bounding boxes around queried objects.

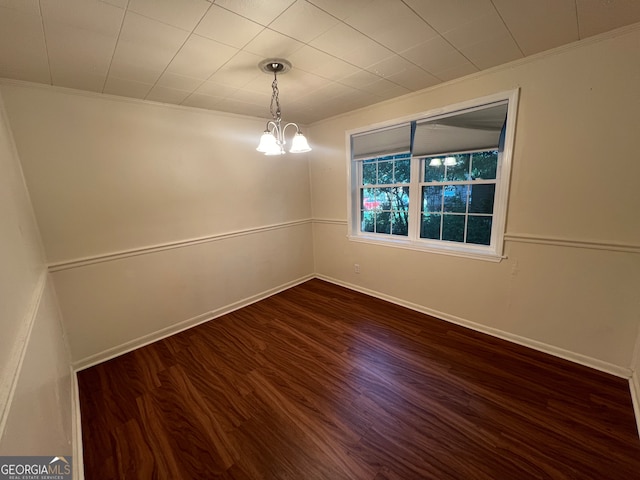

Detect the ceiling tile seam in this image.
[489,0,525,57]
[173,2,293,107]
[399,0,481,75]
[143,2,216,102]
[264,0,298,28]
[320,8,460,84]
[211,0,294,28]
[37,0,53,85]
[305,0,351,24]
[198,23,267,51]
[177,29,286,108]
[295,1,440,83]
[122,6,203,33]
[212,0,447,89]
[177,50,245,108]
[198,27,329,101]
[175,2,287,107]
[311,22,640,127]
[100,0,130,94]
[263,0,343,47]
[250,24,438,93]
[362,55,439,83]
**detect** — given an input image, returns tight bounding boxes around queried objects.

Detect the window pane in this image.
[424,159,445,182]
[421,214,441,239]
[361,211,375,232]
[361,188,380,211]
[362,162,377,185]
[443,185,468,213]
[378,187,393,210]
[471,151,498,180]
[392,211,409,236]
[391,186,409,210]
[376,211,391,234]
[422,186,443,213]
[445,154,470,181]
[378,161,393,184]
[442,214,465,242]
[469,184,495,214]
[395,159,411,183]
[467,216,492,245]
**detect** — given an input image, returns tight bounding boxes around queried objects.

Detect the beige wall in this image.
[0,86,314,366]
[0,279,72,456]
[308,27,640,372]
[0,92,71,455]
[53,223,313,364]
[0,91,44,417]
[1,86,312,263]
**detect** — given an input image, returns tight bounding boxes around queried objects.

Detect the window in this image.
[348,91,518,261]
[361,153,411,236]
[420,151,497,245]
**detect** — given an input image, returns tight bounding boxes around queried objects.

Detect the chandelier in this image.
[429,156,457,166]
[256,59,311,155]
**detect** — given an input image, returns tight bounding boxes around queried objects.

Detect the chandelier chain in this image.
[270,71,281,122]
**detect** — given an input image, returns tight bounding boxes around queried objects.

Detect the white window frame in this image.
[346,90,519,262]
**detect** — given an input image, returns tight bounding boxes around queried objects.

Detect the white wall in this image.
[308,27,640,373]
[0,92,71,455]
[0,86,314,366]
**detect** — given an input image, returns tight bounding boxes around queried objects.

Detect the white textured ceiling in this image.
[1,0,639,124]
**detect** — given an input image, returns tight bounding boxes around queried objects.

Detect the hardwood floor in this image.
[78,279,640,479]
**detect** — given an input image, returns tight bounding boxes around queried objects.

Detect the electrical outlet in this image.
[354,263,360,274]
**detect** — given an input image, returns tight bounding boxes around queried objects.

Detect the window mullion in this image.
[463,184,470,244]
[354,162,363,235]
[463,154,472,243]
[408,156,421,241]
[439,186,444,241]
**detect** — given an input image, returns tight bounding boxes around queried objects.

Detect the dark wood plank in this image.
[78,279,640,479]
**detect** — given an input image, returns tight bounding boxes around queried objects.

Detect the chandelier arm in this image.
[281,122,301,136]
[265,120,279,132]
[266,120,284,148]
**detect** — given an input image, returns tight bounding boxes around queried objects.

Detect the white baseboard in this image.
[0,272,47,439]
[73,274,315,371]
[315,274,632,379]
[71,369,84,480]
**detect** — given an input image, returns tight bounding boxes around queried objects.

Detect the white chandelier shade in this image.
[257,121,311,155]
[428,156,457,167]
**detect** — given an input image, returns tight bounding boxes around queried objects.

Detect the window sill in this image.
[347,234,505,263]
